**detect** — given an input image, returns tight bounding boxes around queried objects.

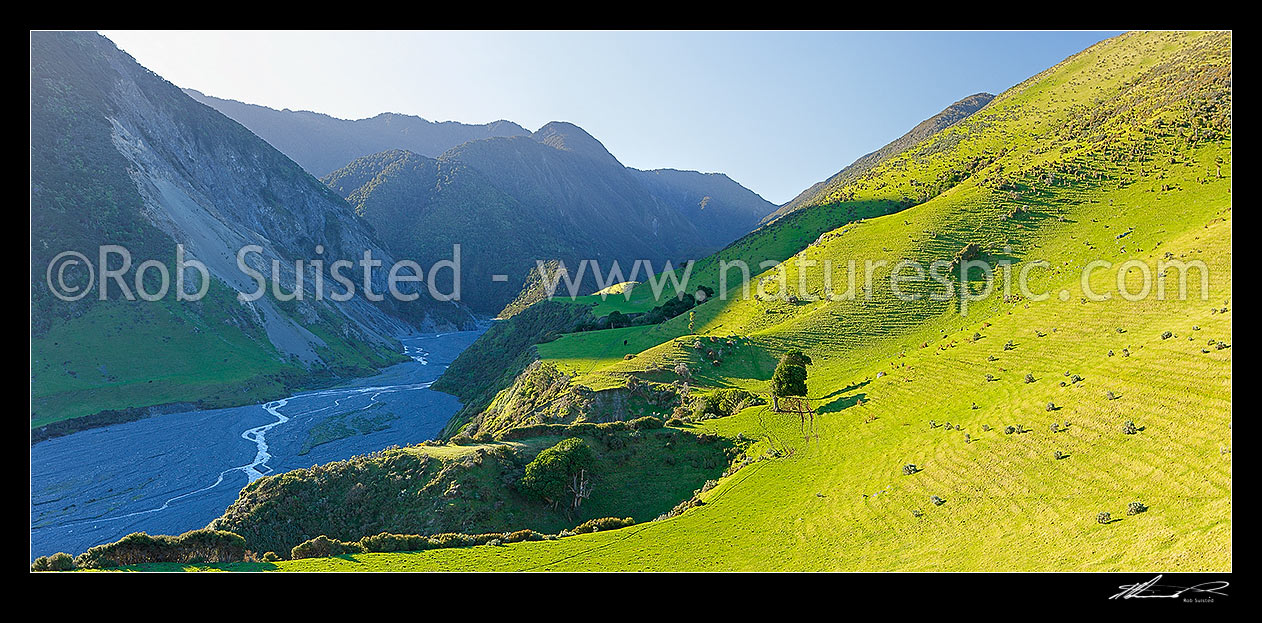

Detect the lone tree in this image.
[518,438,596,509]
[770,350,812,412]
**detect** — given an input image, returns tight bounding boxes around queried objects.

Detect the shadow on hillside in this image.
[812,380,871,415]
[818,391,867,414]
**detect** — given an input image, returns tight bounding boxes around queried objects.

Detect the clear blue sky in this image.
[102,30,1120,205]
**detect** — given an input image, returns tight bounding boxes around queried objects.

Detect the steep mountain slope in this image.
[185,89,530,177]
[252,30,1229,571]
[324,122,773,315]
[30,32,468,433]
[632,168,777,248]
[767,92,994,223]
[323,149,559,315]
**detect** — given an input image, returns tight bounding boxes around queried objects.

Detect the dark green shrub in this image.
[629,415,663,430]
[1127,502,1148,515]
[359,532,430,553]
[518,437,595,505]
[31,552,75,571]
[49,552,75,570]
[693,389,765,420]
[290,535,365,560]
[74,529,247,569]
[572,517,635,534]
[501,529,545,544]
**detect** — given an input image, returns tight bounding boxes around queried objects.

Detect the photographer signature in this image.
[1110,575,1229,600]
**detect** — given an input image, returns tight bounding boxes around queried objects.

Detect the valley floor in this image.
[30,329,486,560]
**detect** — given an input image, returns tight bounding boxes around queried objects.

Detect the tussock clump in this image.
[903,464,919,475]
[1054,450,1067,460]
[930,495,946,506]
[1123,420,1139,435]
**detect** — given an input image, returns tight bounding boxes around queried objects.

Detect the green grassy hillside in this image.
[147,30,1230,572]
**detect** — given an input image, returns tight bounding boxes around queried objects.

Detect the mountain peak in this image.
[531,121,621,166]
